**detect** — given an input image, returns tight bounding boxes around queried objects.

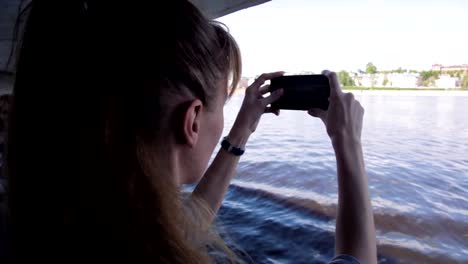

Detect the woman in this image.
[5,1,376,263]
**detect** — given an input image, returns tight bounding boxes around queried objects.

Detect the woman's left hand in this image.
[228,71,285,147]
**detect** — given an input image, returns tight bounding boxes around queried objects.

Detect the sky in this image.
[217,0,468,77]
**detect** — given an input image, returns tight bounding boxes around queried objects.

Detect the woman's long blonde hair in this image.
[7,1,241,263]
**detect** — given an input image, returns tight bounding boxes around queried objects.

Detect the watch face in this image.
[221,137,244,156]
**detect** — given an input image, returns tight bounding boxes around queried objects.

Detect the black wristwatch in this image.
[221,136,245,156]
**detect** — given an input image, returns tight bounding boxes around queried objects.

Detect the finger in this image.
[249,71,285,95]
[261,88,283,105]
[308,108,326,118]
[259,84,270,95]
[356,101,365,115]
[322,70,342,97]
[345,92,355,101]
[251,71,285,90]
[265,107,280,116]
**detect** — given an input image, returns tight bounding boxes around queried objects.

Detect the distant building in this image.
[388,73,419,88]
[354,73,418,88]
[432,64,468,72]
[431,64,442,71]
[435,75,458,88]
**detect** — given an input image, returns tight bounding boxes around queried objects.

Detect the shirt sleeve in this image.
[329,254,362,264]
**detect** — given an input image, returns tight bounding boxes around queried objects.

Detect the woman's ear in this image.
[182,99,203,147]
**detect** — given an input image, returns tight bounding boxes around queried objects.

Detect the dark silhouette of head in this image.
[6,1,241,263]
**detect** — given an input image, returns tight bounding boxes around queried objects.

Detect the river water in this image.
[213,93,468,264]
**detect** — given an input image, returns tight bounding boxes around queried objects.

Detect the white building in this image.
[387,73,419,88]
[435,75,458,88]
[354,73,418,88]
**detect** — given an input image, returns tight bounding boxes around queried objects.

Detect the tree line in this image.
[337,62,468,88]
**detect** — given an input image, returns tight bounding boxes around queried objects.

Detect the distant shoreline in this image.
[343,89,468,97]
[234,88,468,97]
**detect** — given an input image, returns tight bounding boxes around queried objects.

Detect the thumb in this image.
[308,108,326,118]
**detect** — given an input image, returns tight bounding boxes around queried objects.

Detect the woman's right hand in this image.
[309,71,377,264]
[308,70,364,146]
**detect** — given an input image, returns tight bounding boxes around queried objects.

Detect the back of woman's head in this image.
[6,1,240,263]
[0,94,11,134]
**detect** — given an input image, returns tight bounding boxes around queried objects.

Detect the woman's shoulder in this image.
[329,255,361,264]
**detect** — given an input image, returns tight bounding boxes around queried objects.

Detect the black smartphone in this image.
[270,75,330,111]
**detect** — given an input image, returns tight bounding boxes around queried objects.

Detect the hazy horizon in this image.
[217,0,468,77]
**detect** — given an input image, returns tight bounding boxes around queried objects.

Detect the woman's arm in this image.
[189,129,247,221]
[309,71,377,264]
[190,72,284,222]
[333,138,376,264]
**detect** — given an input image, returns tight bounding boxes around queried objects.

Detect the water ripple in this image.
[215,95,468,263]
